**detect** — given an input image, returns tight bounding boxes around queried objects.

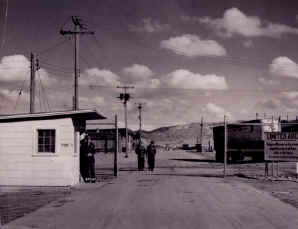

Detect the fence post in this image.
[224,115,227,177]
[114,115,118,177]
[265,162,268,177]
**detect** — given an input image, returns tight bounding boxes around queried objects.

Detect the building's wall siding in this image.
[0,118,79,186]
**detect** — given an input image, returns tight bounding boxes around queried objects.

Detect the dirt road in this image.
[3,150,298,229]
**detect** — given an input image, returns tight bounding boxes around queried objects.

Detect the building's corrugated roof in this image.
[0,109,106,123]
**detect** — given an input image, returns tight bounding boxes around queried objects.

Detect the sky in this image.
[1,0,298,130]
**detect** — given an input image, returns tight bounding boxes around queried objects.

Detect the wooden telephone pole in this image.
[117,86,134,158]
[60,16,94,110]
[29,53,40,113]
[136,102,146,141]
[30,53,36,113]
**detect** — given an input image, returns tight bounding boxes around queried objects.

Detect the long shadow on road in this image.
[171,158,265,164]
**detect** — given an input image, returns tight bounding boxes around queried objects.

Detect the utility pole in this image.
[224,115,227,177]
[117,86,134,158]
[200,117,203,146]
[114,115,118,177]
[136,102,146,141]
[60,16,94,110]
[30,53,37,113]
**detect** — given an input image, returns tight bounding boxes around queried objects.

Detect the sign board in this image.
[265,132,298,161]
[262,118,280,132]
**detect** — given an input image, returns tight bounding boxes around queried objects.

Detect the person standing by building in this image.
[80,133,89,182]
[147,140,157,172]
[86,136,96,183]
[135,141,146,171]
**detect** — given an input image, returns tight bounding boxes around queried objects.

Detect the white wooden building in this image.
[0,110,105,186]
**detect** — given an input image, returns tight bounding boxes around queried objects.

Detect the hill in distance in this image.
[141,122,218,148]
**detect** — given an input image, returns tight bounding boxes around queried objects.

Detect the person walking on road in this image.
[147,140,157,171]
[135,141,146,171]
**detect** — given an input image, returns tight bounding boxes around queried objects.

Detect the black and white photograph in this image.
[1,0,298,228]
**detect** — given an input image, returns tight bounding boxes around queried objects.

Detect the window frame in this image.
[33,127,60,157]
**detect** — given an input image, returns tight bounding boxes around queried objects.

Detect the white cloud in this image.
[269,56,298,78]
[0,55,55,86]
[160,34,227,57]
[163,69,228,90]
[0,55,29,82]
[0,88,25,102]
[0,88,30,113]
[135,78,161,89]
[204,102,231,119]
[122,64,154,82]
[36,68,57,86]
[81,68,121,86]
[243,40,253,48]
[281,91,298,100]
[129,18,170,33]
[199,8,298,38]
[256,98,283,111]
[258,77,279,86]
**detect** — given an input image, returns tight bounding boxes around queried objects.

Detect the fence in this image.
[211,116,298,179]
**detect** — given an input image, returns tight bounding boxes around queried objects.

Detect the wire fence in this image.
[207,116,298,179]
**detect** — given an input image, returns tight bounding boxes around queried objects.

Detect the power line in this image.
[60,16,95,110]
[117,85,134,158]
[80,37,102,67]
[37,70,51,112]
[36,38,70,56]
[14,77,29,112]
[1,0,8,49]
[84,83,296,94]
[62,36,95,70]
[38,62,74,74]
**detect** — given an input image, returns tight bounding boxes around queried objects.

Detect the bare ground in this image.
[1,150,298,226]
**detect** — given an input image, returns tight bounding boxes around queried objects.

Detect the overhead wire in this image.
[14,76,29,112]
[36,38,70,56]
[64,38,94,69]
[37,70,51,112]
[38,63,73,75]
[37,73,43,112]
[1,0,8,49]
[81,36,103,67]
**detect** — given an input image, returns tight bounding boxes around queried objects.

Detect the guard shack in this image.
[0,110,105,186]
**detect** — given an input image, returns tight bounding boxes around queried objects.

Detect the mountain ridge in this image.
[140,122,217,147]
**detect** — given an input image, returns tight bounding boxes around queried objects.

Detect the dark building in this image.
[87,128,138,153]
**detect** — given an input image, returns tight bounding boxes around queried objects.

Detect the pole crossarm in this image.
[60,30,95,35]
[117,85,134,158]
[59,16,95,111]
[135,102,146,141]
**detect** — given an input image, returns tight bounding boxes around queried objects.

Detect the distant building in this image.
[87,128,138,153]
[0,110,105,186]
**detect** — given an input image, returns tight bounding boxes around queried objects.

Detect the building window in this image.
[37,129,56,153]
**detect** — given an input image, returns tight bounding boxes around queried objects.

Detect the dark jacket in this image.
[147,144,156,157]
[135,144,146,158]
[87,142,96,160]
